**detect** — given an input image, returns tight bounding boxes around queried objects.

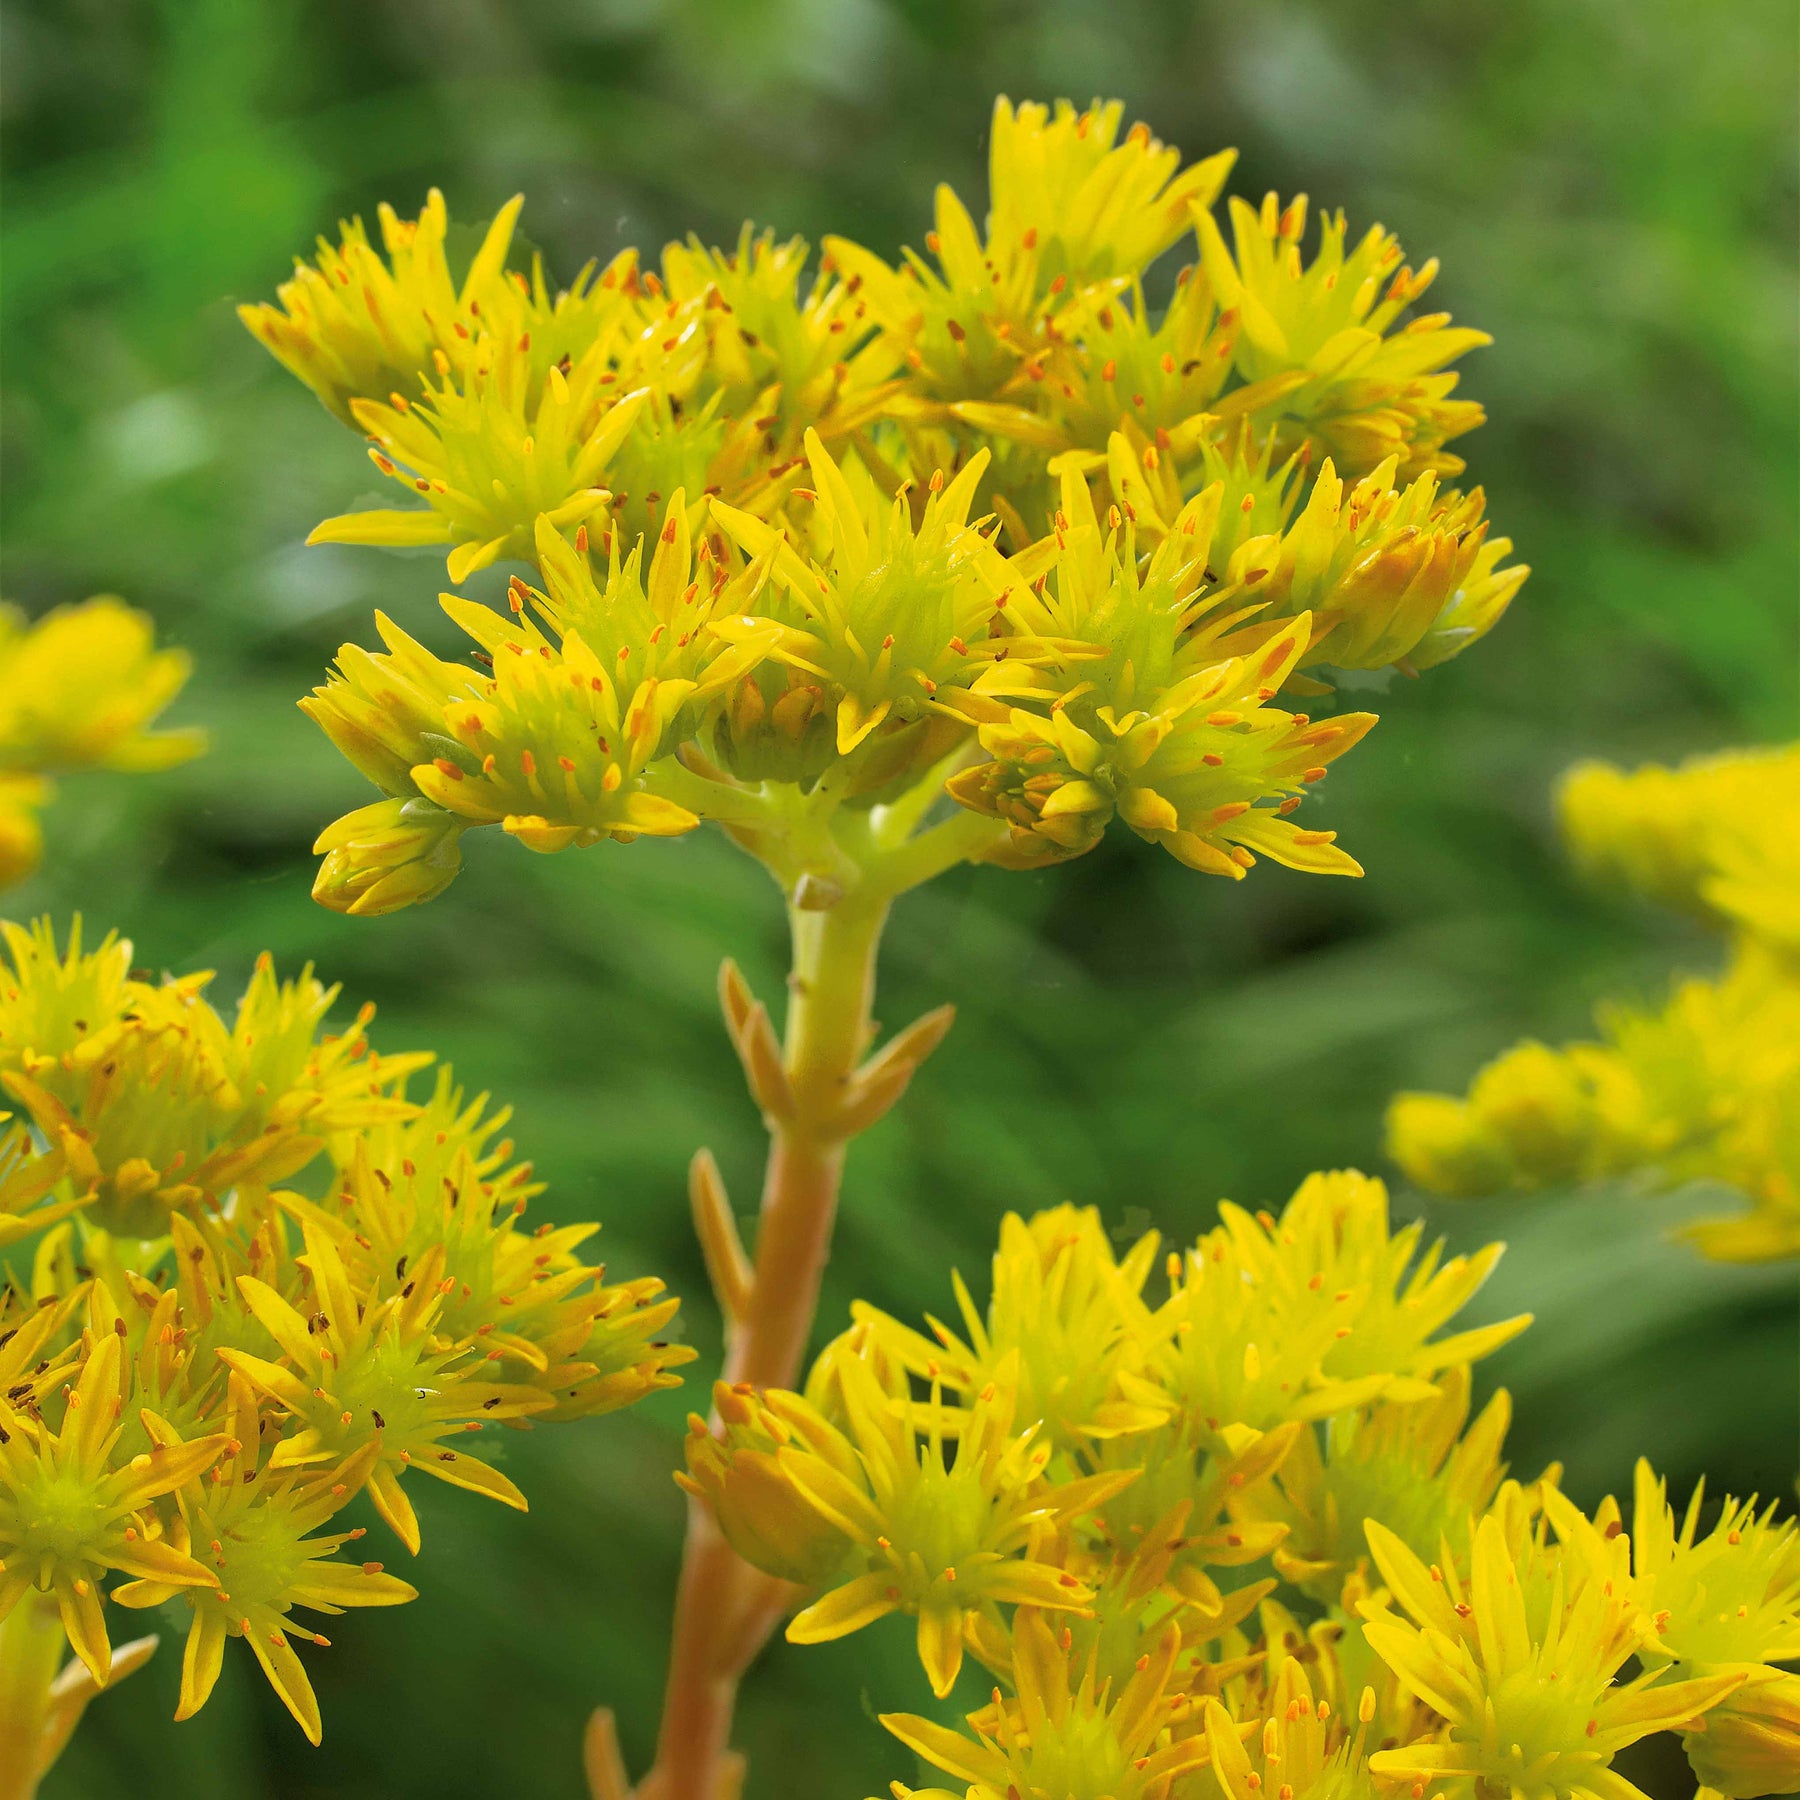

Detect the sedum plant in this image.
[0,600,205,890]
[241,94,1531,1798]
[2,88,1787,1800]
[1388,742,1800,1261]
[0,919,688,1796]
[685,1174,1797,1800]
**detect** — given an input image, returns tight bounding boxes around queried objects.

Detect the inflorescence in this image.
[684,1178,1797,1800]
[0,920,689,1745]
[245,96,1528,916]
[1388,743,1800,1262]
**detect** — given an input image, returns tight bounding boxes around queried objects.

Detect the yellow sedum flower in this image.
[0,600,205,887]
[1361,1496,1743,1800]
[685,1342,1122,1698]
[1193,192,1490,480]
[1559,743,1800,950]
[0,918,687,1745]
[1200,1656,1381,1800]
[948,466,1376,876]
[678,1182,1779,1800]
[1145,1170,1528,1446]
[0,1332,225,1684]
[1630,1460,1800,1799]
[850,1202,1165,1452]
[1389,744,1800,1261]
[712,431,1048,762]
[880,1609,1205,1800]
[252,100,1526,924]
[238,188,555,426]
[307,502,779,887]
[310,355,650,584]
[1237,1365,1512,1603]
[827,98,1234,410]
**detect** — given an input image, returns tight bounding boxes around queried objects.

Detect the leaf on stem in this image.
[690,1148,754,1329]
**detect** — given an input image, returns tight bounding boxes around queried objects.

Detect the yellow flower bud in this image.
[312,798,465,916]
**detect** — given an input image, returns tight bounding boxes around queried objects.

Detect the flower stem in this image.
[640,889,889,1800]
[0,1596,64,1800]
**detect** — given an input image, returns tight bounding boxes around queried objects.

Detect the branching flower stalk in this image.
[239,93,1538,1798]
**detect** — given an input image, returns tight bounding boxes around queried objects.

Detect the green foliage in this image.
[1,1,1793,1794]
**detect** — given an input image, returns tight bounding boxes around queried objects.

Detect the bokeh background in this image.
[3,0,1796,1794]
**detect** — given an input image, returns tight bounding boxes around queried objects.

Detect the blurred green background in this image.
[3,0,1796,1793]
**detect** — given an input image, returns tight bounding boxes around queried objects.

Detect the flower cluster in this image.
[0,600,205,888]
[0,918,689,1759]
[1387,743,1800,1260]
[249,96,1526,913]
[681,1176,1794,1800]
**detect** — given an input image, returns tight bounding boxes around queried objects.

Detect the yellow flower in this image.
[1145,1170,1528,1446]
[310,797,464,917]
[747,1346,1123,1697]
[238,189,532,425]
[0,599,205,886]
[0,923,424,1237]
[0,920,688,1749]
[220,1223,552,1555]
[0,600,203,779]
[306,503,779,890]
[1361,1495,1742,1800]
[1682,1670,1800,1800]
[1388,936,1800,1260]
[0,1333,225,1684]
[849,1203,1166,1452]
[1559,743,1800,950]
[879,1608,1205,1800]
[1631,1459,1800,1672]
[947,467,1376,877]
[1627,1464,1800,1798]
[1238,1365,1512,1604]
[112,1377,416,1747]
[1194,192,1489,479]
[710,431,1035,759]
[310,346,650,583]
[678,1381,865,1589]
[1201,1657,1380,1800]
[827,97,1234,408]
[946,258,1252,467]
[658,225,894,453]
[281,1066,693,1421]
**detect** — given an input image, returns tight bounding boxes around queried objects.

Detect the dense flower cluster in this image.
[682,1176,1796,1800]
[0,919,688,1762]
[247,96,1527,913]
[0,600,204,888]
[1387,744,1800,1260]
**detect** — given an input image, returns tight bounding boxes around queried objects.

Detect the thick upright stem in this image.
[0,1596,63,1800]
[644,892,889,1800]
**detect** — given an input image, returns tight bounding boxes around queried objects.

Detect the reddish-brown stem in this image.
[638,893,888,1800]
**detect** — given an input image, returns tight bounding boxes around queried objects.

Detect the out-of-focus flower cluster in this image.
[0,919,689,1750]
[679,1175,1795,1800]
[0,600,205,888]
[247,97,1527,913]
[1388,744,1800,1261]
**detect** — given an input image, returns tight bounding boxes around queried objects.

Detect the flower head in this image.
[1361,1494,1742,1800]
[0,1333,224,1683]
[112,1377,416,1746]
[1193,193,1489,480]
[880,1609,1204,1800]
[1145,1170,1527,1448]
[829,98,1234,409]
[850,1203,1165,1453]
[947,467,1375,877]
[1559,743,1800,951]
